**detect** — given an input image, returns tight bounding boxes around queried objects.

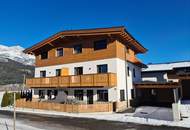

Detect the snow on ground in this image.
[1,107,190,128]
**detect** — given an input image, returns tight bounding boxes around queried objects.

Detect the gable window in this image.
[74,67,83,75]
[73,44,82,54]
[74,90,83,101]
[41,51,48,59]
[97,90,108,102]
[94,39,107,51]
[133,68,136,78]
[40,71,46,77]
[56,69,61,76]
[120,90,125,101]
[56,48,64,57]
[97,64,108,73]
[127,67,130,76]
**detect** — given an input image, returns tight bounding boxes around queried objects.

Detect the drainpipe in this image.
[124,45,129,108]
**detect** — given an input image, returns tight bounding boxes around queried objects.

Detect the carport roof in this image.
[134,82,180,89]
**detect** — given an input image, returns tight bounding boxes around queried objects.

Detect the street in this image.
[0,110,189,130]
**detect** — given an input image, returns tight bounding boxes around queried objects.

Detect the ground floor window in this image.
[97,90,108,102]
[74,90,83,101]
[120,90,125,101]
[39,90,45,99]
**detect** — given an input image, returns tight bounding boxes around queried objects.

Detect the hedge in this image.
[1,92,21,107]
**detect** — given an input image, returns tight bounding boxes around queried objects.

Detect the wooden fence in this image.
[16,99,113,113]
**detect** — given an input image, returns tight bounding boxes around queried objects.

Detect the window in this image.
[74,90,83,101]
[127,67,130,76]
[40,71,46,77]
[97,90,108,102]
[73,44,82,54]
[56,69,61,76]
[39,90,45,99]
[97,64,108,73]
[56,48,64,57]
[133,68,136,78]
[74,67,83,75]
[41,51,48,59]
[120,90,125,101]
[94,39,107,51]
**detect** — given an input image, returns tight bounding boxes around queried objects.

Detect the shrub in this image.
[1,92,21,107]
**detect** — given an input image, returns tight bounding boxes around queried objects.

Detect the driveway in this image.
[133,106,173,121]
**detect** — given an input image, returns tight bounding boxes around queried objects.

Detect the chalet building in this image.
[23,26,147,112]
[133,61,190,107]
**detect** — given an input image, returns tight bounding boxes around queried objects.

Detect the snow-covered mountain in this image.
[0,44,35,65]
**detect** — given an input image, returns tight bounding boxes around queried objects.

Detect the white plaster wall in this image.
[126,62,142,100]
[142,71,178,83]
[34,58,142,103]
[116,59,142,101]
[35,58,117,77]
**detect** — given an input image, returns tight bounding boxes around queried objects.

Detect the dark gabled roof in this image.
[24,26,147,54]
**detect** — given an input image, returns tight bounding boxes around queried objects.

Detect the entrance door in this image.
[87,90,93,104]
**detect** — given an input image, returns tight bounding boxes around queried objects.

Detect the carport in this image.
[134,82,181,107]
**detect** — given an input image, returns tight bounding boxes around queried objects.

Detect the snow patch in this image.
[0,44,35,65]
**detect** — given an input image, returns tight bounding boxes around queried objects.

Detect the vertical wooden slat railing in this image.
[26,73,116,88]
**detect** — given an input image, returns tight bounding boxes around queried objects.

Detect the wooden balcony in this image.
[26,73,117,88]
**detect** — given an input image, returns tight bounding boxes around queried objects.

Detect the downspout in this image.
[124,45,129,108]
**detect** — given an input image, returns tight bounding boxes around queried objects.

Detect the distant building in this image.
[132,61,190,107]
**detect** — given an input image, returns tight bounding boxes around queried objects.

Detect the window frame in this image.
[56,48,64,57]
[74,67,83,75]
[133,68,136,78]
[97,90,108,102]
[55,69,61,76]
[40,70,46,77]
[94,39,107,51]
[73,44,82,54]
[127,67,130,77]
[40,51,48,60]
[120,90,125,101]
[74,90,84,101]
[97,64,108,73]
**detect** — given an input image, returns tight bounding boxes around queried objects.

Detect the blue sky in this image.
[0,0,189,64]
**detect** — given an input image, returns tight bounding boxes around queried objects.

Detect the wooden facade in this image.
[16,99,113,113]
[24,27,147,67]
[26,73,117,88]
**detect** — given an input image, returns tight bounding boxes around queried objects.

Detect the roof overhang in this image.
[24,26,147,54]
[134,82,180,89]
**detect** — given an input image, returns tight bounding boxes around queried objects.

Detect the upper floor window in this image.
[97,64,108,73]
[74,67,83,75]
[40,71,46,77]
[94,39,107,51]
[56,69,61,76]
[41,51,48,59]
[133,68,136,78]
[56,48,64,57]
[127,67,130,76]
[73,44,82,54]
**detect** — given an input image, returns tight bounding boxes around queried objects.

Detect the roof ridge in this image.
[148,60,190,65]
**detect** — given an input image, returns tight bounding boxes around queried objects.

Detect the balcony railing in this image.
[26,73,117,88]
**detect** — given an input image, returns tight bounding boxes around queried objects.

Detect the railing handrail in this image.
[26,73,116,87]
